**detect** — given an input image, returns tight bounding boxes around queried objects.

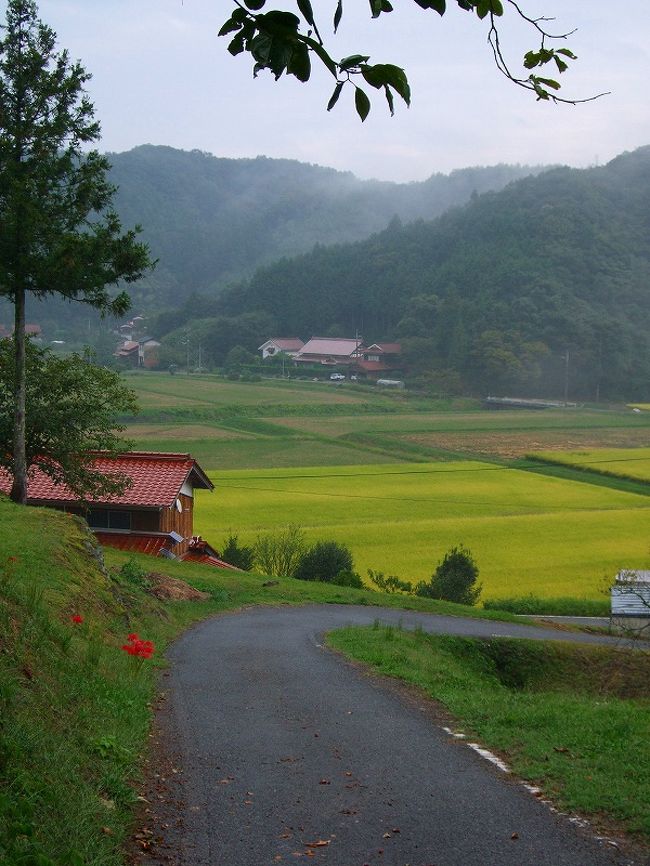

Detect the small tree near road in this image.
[253,525,306,577]
[0,0,152,503]
[294,541,353,583]
[416,545,481,606]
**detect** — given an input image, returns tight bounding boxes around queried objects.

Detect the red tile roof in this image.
[0,451,213,508]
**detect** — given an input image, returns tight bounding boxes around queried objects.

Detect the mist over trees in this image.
[213,146,650,401]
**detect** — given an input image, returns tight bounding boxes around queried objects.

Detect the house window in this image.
[87,509,132,530]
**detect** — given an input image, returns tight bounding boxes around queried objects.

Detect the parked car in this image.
[329,372,345,381]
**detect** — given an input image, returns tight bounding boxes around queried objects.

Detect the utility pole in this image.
[563,348,570,405]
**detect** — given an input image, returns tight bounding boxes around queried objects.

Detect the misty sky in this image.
[29,1,650,182]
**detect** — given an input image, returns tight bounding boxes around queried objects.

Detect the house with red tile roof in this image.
[354,342,402,379]
[258,337,305,360]
[0,451,237,567]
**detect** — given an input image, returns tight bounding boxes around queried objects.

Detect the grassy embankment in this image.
[0,494,524,866]
[328,623,650,843]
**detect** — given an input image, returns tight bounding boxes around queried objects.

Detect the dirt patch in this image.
[403,429,650,460]
[145,572,210,601]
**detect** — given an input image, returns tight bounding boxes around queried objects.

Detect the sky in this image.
[26,1,650,183]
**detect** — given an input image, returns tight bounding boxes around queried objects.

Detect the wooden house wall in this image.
[159,494,193,538]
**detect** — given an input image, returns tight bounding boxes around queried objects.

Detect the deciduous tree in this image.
[0,339,137,501]
[0,0,152,503]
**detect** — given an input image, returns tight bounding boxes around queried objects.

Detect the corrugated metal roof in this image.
[0,451,214,507]
[95,532,174,556]
[297,337,362,358]
[611,585,650,616]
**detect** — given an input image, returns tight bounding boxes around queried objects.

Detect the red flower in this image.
[71,614,83,624]
[7,556,17,563]
[122,633,155,659]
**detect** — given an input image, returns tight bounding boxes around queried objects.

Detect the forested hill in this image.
[217,146,650,400]
[106,145,543,307]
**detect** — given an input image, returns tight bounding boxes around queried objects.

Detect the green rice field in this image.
[195,461,650,600]
[530,448,650,483]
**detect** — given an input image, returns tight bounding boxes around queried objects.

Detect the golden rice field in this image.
[531,448,650,483]
[194,462,650,600]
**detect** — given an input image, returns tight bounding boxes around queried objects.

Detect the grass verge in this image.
[483,595,611,617]
[327,624,650,843]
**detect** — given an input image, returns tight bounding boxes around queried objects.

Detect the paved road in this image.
[140,606,637,866]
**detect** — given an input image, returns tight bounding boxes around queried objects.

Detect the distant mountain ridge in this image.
[106,145,546,307]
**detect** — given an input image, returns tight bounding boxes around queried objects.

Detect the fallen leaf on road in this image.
[305,840,330,848]
[511,832,519,840]
[319,779,330,785]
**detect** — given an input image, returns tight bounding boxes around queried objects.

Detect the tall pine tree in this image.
[0,0,152,503]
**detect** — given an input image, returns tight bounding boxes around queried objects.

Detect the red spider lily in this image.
[122,633,155,659]
[71,614,84,624]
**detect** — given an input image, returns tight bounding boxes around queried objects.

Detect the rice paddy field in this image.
[194,462,650,600]
[530,448,650,483]
[122,372,650,601]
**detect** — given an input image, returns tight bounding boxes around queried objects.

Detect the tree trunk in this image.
[10,287,27,504]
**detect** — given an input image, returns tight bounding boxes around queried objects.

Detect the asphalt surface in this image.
[138,606,639,866]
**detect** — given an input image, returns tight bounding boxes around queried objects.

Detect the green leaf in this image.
[384,83,395,116]
[413,0,446,13]
[535,76,561,90]
[259,10,301,35]
[340,54,370,71]
[556,48,577,59]
[360,63,410,105]
[327,81,344,111]
[333,0,343,32]
[296,0,315,26]
[287,43,311,82]
[554,56,568,74]
[303,35,337,76]
[354,86,371,121]
[228,33,246,56]
[218,17,243,37]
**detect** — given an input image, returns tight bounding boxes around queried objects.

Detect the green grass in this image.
[483,595,611,616]
[194,461,650,599]
[328,625,650,841]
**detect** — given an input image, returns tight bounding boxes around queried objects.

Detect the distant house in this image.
[611,570,650,631]
[0,323,42,341]
[258,338,304,360]
[0,451,236,567]
[293,336,364,369]
[115,337,161,369]
[355,342,402,379]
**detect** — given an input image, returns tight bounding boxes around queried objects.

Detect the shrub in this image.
[332,570,363,589]
[416,545,481,606]
[220,532,255,571]
[253,525,306,577]
[294,541,354,583]
[367,569,413,594]
[118,557,149,588]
